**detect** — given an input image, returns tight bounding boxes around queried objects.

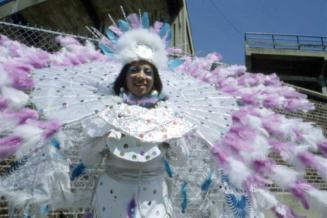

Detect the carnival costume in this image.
[1,11,327,218]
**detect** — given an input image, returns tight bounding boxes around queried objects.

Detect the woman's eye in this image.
[144,69,153,75]
[128,67,139,74]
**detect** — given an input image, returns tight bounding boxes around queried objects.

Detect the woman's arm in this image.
[161,138,189,166]
[80,136,109,167]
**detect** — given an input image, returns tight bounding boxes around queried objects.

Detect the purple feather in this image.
[24,50,49,68]
[82,211,93,218]
[268,139,285,152]
[127,13,141,29]
[264,73,281,86]
[166,47,183,55]
[241,93,260,106]
[212,146,228,166]
[56,36,80,46]
[38,120,61,138]
[179,53,314,112]
[0,136,22,160]
[245,174,270,191]
[152,21,163,34]
[318,140,327,157]
[272,204,302,218]
[223,132,252,153]
[285,99,314,112]
[289,181,312,209]
[230,124,256,141]
[0,98,8,110]
[127,196,136,218]
[263,96,282,109]
[8,109,39,124]
[4,62,34,90]
[252,159,273,174]
[109,26,123,36]
[297,152,316,168]
[262,117,285,137]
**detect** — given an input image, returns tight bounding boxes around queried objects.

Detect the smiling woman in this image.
[126,62,154,97]
[113,59,163,98]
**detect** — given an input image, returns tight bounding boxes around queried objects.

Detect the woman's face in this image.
[126,63,154,97]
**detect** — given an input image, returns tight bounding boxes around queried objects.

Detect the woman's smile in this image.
[126,63,154,97]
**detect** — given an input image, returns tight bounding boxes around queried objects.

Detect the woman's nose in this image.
[136,70,146,78]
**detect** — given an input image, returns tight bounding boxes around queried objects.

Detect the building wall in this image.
[245,33,327,217]
[1,0,194,55]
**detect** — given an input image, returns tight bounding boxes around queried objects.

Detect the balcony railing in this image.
[245,32,327,52]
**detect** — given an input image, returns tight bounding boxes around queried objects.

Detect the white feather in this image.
[241,135,270,162]
[227,158,252,189]
[116,29,167,69]
[0,113,19,132]
[0,67,10,87]
[1,86,29,108]
[306,188,327,217]
[245,115,269,137]
[313,155,327,180]
[301,124,325,151]
[253,188,278,210]
[13,123,44,157]
[13,123,43,141]
[271,165,300,189]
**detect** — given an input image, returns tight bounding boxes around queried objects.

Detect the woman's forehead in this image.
[129,63,151,68]
[129,60,153,67]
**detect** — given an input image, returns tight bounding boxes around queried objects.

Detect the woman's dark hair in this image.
[113,59,163,95]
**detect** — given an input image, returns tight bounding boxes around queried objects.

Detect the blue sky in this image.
[187,0,327,64]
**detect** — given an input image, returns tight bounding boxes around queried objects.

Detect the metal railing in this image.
[0,21,100,217]
[245,32,327,51]
[0,21,98,52]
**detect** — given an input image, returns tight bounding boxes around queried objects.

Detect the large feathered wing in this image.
[0,35,106,213]
[1,30,327,218]
[172,53,327,217]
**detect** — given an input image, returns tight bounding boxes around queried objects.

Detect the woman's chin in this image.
[130,87,150,97]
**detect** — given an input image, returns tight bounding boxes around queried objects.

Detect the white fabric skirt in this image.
[92,173,173,218]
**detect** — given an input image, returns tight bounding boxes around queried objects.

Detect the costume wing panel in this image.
[161,70,238,146]
[169,133,259,218]
[30,61,122,125]
[0,139,71,207]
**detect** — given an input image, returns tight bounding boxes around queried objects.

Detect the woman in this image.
[81,59,190,218]
[113,59,164,107]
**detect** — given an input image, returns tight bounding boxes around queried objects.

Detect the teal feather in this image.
[50,138,61,150]
[180,182,188,213]
[142,12,150,28]
[105,29,118,42]
[168,58,185,70]
[159,23,170,38]
[23,204,30,218]
[39,204,49,215]
[201,171,213,192]
[164,29,172,46]
[99,44,114,57]
[163,159,173,177]
[117,19,130,32]
[70,162,86,181]
[225,193,249,218]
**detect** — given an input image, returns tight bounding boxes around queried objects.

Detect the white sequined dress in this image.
[80,102,193,218]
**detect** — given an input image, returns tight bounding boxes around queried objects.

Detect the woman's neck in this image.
[121,91,161,108]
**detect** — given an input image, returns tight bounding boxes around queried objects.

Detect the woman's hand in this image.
[160,142,170,150]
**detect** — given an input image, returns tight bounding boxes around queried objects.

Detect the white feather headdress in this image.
[115,29,168,69]
[96,12,172,70]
